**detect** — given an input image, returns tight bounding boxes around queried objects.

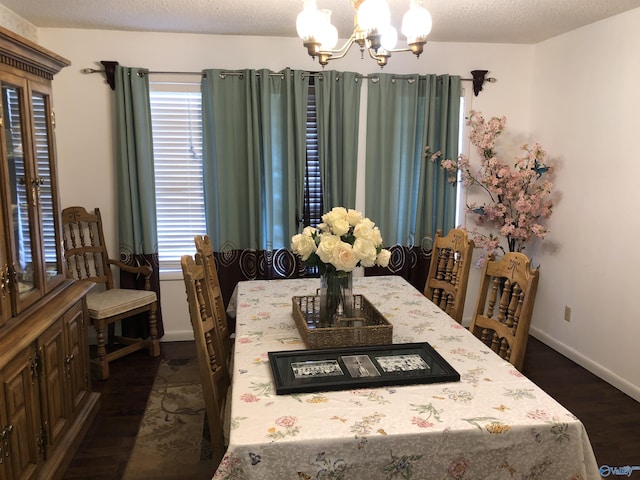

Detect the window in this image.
[149,77,322,272]
[303,76,323,228]
[149,78,464,273]
[149,81,205,271]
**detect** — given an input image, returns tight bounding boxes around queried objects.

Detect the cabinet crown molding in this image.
[0,25,70,79]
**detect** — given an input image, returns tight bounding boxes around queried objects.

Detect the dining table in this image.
[212,275,601,480]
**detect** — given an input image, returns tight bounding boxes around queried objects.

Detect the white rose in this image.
[331,241,359,271]
[302,226,317,237]
[352,238,377,267]
[346,209,363,226]
[331,206,348,217]
[371,227,383,246]
[376,249,391,268]
[322,207,347,227]
[291,233,317,261]
[331,218,350,236]
[316,234,341,264]
[353,219,374,240]
[291,233,303,252]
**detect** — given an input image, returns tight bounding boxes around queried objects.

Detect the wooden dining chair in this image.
[61,206,160,380]
[181,254,231,468]
[423,228,474,324]
[469,252,540,371]
[194,234,233,373]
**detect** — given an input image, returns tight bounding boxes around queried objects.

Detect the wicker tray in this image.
[292,294,393,349]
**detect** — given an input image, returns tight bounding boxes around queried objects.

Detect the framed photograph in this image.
[268,342,460,395]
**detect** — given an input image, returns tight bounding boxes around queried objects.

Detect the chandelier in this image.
[296,0,432,68]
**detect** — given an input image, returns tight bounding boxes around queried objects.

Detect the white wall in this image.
[528,7,640,401]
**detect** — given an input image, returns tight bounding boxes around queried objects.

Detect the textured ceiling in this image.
[2,0,640,44]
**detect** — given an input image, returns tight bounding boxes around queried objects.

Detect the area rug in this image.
[122,357,216,480]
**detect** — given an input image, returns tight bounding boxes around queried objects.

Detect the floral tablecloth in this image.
[213,276,600,480]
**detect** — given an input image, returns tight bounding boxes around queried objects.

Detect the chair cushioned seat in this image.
[87,288,157,319]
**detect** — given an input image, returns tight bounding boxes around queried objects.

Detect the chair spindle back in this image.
[469,252,540,370]
[424,228,474,324]
[181,254,230,467]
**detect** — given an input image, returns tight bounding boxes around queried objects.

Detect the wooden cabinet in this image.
[39,301,89,459]
[0,289,97,480]
[0,46,66,324]
[0,345,41,479]
[0,27,100,480]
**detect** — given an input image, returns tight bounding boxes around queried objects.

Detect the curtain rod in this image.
[82,60,495,96]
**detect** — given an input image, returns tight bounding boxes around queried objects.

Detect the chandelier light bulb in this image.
[401,0,432,41]
[318,9,339,50]
[296,0,323,40]
[357,0,391,32]
[380,24,398,51]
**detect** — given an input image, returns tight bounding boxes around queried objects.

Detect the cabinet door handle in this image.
[0,425,13,439]
[64,353,75,379]
[30,357,37,384]
[0,425,10,464]
[31,177,45,206]
[0,265,8,297]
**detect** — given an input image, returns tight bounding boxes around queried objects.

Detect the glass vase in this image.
[319,269,353,327]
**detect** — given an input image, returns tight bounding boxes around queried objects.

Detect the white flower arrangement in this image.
[291,207,391,273]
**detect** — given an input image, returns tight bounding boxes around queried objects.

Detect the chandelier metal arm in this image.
[384,47,411,54]
[318,34,357,58]
[366,47,390,67]
[316,34,359,65]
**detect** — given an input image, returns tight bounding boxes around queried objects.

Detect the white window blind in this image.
[149,83,205,271]
[32,92,57,267]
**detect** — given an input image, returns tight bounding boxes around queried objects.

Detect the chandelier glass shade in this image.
[296,0,432,68]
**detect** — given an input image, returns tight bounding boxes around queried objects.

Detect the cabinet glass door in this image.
[2,82,38,303]
[31,87,63,290]
[0,187,10,328]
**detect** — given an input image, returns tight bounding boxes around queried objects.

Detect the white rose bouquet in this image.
[291,207,391,274]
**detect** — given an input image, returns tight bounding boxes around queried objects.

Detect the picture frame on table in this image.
[268,342,460,395]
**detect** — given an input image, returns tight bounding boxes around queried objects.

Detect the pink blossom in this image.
[430,110,554,255]
[500,225,515,236]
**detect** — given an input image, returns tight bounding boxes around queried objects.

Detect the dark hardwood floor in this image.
[63,342,197,480]
[522,337,640,474]
[63,337,640,479]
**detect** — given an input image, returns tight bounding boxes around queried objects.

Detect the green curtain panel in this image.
[201,68,309,251]
[315,70,362,210]
[114,65,163,338]
[365,73,461,248]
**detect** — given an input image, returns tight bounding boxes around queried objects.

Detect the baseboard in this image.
[530,326,640,403]
[160,330,195,342]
